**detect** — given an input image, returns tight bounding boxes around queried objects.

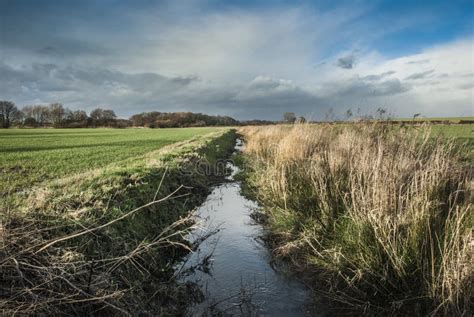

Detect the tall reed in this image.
[240,123,472,315]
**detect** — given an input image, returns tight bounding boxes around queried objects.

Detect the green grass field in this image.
[418,124,473,162]
[0,128,236,315]
[0,127,221,195]
[429,123,473,137]
[397,116,474,122]
[1,125,471,196]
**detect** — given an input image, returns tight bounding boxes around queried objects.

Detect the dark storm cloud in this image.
[405,69,435,80]
[228,75,413,119]
[0,0,139,67]
[0,58,416,120]
[32,42,111,58]
[0,62,199,112]
[230,77,324,119]
[1,1,93,51]
[337,54,356,69]
[234,76,318,108]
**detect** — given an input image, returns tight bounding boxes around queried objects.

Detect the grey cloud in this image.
[229,77,323,119]
[458,82,474,90]
[0,1,472,120]
[0,62,199,112]
[0,63,323,119]
[337,55,356,69]
[371,79,411,96]
[37,46,58,55]
[0,61,415,121]
[405,69,435,80]
[230,75,412,119]
[458,72,474,78]
[362,71,396,81]
[171,75,200,85]
[238,76,298,96]
[405,59,430,65]
[0,1,114,59]
[324,77,411,98]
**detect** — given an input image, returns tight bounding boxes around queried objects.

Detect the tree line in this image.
[0,101,242,128]
[0,101,126,128]
[129,111,238,128]
[4,100,461,129]
[1,101,311,129]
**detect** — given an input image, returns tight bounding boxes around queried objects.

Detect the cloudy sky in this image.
[0,0,472,120]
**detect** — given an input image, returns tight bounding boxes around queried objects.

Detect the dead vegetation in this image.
[239,123,473,315]
[1,203,194,315]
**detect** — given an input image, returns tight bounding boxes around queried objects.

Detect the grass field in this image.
[314,123,473,161]
[396,116,474,122]
[1,124,471,314]
[1,128,236,315]
[0,127,220,195]
[408,124,473,162]
[430,123,473,139]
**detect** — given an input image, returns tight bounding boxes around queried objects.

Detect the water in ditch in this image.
[177,139,316,316]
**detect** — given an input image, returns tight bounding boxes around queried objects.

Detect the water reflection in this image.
[179,140,314,316]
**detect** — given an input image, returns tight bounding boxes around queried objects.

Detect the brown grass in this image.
[240,123,472,315]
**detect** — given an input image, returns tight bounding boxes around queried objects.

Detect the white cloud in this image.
[350,38,474,117]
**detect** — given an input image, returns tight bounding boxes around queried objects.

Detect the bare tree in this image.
[68,110,89,122]
[102,109,117,120]
[90,108,116,120]
[49,103,65,126]
[297,116,306,123]
[283,112,296,123]
[22,105,34,120]
[90,108,104,121]
[12,109,25,125]
[23,105,46,125]
[376,107,387,119]
[0,101,18,128]
[345,109,353,120]
[90,108,117,126]
[325,108,334,122]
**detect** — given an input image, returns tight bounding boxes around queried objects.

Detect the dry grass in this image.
[240,123,472,315]
[0,200,195,316]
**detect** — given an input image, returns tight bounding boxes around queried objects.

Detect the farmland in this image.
[0,127,237,315]
[0,123,472,315]
[430,124,473,145]
[396,116,474,123]
[0,127,220,195]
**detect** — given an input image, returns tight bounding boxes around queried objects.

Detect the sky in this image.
[0,0,473,120]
